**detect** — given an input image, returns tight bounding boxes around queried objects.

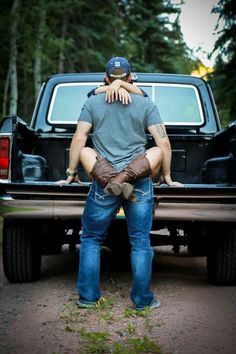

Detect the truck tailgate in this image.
[1,182,236,221]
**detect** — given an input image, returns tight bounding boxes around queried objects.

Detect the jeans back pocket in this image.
[133,177,153,203]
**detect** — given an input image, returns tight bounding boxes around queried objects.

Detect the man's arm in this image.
[57,121,92,184]
[148,123,183,187]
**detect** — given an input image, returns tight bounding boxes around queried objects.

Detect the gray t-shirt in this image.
[78,93,163,171]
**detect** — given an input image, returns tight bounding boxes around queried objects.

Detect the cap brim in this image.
[109,72,129,78]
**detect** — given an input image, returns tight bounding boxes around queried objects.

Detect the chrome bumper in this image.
[154,202,236,222]
[1,196,236,222]
[0,197,85,219]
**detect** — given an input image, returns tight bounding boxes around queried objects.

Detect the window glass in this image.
[48,82,204,126]
[154,84,204,125]
[138,85,153,98]
[48,83,99,124]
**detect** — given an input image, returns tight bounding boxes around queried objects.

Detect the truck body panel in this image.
[1,72,235,284]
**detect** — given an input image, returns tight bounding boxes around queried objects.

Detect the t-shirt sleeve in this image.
[146,101,163,128]
[78,98,93,124]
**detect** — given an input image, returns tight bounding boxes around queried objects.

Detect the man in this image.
[87,62,148,104]
[64,57,182,310]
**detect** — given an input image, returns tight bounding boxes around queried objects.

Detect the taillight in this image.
[0,137,10,179]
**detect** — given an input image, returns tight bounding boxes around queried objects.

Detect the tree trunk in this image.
[34,2,46,102]
[3,67,10,117]
[7,0,21,116]
[58,14,68,73]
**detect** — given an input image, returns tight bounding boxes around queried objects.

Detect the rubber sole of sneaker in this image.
[109,182,135,200]
[108,182,123,196]
[122,182,134,199]
[136,298,160,311]
[149,298,161,309]
[76,300,97,309]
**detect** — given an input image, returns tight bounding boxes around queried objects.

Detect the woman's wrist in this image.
[66,168,78,177]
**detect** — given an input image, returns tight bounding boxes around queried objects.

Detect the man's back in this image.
[80,93,162,171]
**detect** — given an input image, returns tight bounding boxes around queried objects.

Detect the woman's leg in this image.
[80,147,98,178]
[145,146,163,179]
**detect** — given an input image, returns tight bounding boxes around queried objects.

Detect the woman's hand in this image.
[105,81,132,104]
[159,173,184,187]
[55,174,80,185]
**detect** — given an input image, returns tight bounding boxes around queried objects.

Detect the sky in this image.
[177,0,222,67]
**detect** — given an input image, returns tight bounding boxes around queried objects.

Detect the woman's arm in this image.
[92,79,146,104]
[95,80,144,96]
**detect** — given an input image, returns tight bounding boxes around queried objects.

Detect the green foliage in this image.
[126,323,136,335]
[80,330,110,341]
[78,330,110,354]
[60,296,166,354]
[60,301,84,322]
[77,330,164,354]
[120,0,193,74]
[124,307,151,318]
[0,0,197,123]
[209,0,236,127]
[127,336,164,353]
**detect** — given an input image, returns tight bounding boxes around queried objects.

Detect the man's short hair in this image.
[106,57,131,78]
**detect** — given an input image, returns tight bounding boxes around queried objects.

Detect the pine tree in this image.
[0,0,197,121]
[210,0,236,126]
[119,0,192,73]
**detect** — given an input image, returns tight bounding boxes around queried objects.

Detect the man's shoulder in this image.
[130,94,153,106]
[87,93,106,104]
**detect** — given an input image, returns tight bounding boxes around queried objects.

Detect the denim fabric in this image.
[77,177,154,309]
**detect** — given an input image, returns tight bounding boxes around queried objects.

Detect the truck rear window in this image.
[47,82,204,126]
[48,83,99,124]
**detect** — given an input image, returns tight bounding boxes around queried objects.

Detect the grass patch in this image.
[125,336,164,353]
[78,330,110,354]
[126,323,136,335]
[61,296,116,324]
[124,307,153,332]
[60,297,166,354]
[124,307,151,318]
[95,296,115,310]
[60,302,86,322]
[76,330,165,354]
[100,311,115,322]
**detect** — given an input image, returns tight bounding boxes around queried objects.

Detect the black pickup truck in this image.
[0,73,236,285]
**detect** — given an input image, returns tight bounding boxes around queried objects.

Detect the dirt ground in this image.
[0,246,236,354]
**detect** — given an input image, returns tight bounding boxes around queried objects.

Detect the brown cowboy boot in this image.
[108,153,152,199]
[90,156,117,191]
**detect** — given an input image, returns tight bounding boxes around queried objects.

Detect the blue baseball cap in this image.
[106,57,131,78]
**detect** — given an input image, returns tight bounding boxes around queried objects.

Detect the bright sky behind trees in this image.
[178,0,223,67]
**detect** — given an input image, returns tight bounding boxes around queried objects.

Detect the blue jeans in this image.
[77,177,154,309]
